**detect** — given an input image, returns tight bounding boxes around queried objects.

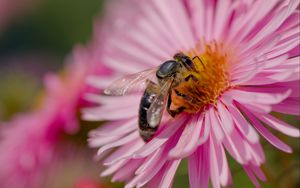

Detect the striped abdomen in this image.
[138,83,160,142]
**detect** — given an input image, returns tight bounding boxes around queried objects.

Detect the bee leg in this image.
[167,91,186,117]
[168,106,185,117]
[174,89,192,102]
[192,56,205,69]
[184,74,198,82]
[167,93,176,117]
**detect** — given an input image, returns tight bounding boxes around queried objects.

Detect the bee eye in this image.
[174,53,194,69]
[156,60,179,79]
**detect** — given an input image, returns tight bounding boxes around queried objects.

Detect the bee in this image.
[104,53,201,142]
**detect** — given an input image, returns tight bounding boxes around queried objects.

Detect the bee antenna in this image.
[192,56,205,69]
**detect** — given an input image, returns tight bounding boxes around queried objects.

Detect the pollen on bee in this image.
[170,40,232,114]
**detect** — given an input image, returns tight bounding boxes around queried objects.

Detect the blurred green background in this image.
[0,0,299,187]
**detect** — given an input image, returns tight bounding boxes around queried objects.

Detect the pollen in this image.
[170,40,232,114]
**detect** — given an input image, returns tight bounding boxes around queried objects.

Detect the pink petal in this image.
[126,26,171,59]
[146,166,166,188]
[251,165,266,181]
[97,131,140,156]
[263,54,288,69]
[188,144,209,188]
[90,118,136,137]
[198,112,211,145]
[276,11,300,32]
[82,104,138,121]
[103,139,144,165]
[244,71,294,85]
[227,89,291,105]
[88,134,122,148]
[222,128,247,164]
[152,0,194,50]
[133,115,187,158]
[241,103,272,114]
[219,146,231,186]
[186,0,205,38]
[135,157,167,187]
[228,0,277,44]
[203,0,215,41]
[243,165,261,188]
[272,97,300,115]
[237,84,293,96]
[254,113,300,137]
[209,135,221,188]
[208,107,224,142]
[112,159,144,182]
[267,34,299,58]
[216,101,234,134]
[103,55,145,74]
[230,61,261,86]
[226,102,259,143]
[238,33,281,66]
[140,4,180,52]
[238,103,292,153]
[168,114,203,159]
[107,38,162,68]
[158,160,181,188]
[86,75,117,89]
[213,0,231,40]
[243,0,299,52]
[275,24,300,47]
[245,142,265,166]
[136,149,162,175]
[133,131,182,187]
[101,159,128,177]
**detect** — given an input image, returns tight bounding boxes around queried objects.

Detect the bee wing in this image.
[104,68,158,96]
[146,78,174,128]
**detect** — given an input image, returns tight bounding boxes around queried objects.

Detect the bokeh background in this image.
[0,0,299,187]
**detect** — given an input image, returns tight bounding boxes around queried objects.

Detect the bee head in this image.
[174,52,194,70]
[156,60,180,79]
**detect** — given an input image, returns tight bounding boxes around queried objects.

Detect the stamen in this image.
[170,40,232,114]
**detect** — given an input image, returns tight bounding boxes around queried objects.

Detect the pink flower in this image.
[0,45,106,188]
[84,0,300,187]
[0,0,38,33]
[42,144,106,188]
[0,112,54,188]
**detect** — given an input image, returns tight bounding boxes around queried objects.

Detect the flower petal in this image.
[225,102,259,143]
[97,132,140,156]
[158,160,181,188]
[133,115,187,158]
[254,113,300,137]
[188,143,209,188]
[168,114,203,159]
[209,135,221,188]
[216,101,234,134]
[208,107,224,142]
[272,97,300,115]
[112,159,144,182]
[238,103,292,153]
[227,89,291,105]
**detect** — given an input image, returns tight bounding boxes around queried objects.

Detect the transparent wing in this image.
[104,68,157,96]
[146,78,174,128]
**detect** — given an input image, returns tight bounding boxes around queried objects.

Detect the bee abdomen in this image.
[138,87,159,142]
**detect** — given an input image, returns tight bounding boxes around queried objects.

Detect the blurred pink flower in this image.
[0,44,109,188]
[0,111,54,188]
[43,144,105,188]
[74,179,105,188]
[84,0,300,187]
[0,0,38,33]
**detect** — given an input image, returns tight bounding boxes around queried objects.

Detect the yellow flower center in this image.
[170,40,232,114]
